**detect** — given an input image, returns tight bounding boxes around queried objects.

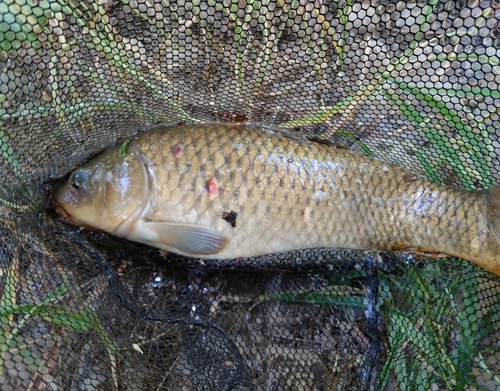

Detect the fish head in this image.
[54,149,149,235]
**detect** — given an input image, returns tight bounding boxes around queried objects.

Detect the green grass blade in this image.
[378,329,403,389]
[422,52,499,66]
[54,0,195,122]
[310,6,343,65]
[388,308,454,383]
[381,87,476,189]
[402,142,444,184]
[450,280,490,390]
[0,257,18,315]
[279,92,359,127]
[35,306,92,332]
[400,86,500,100]
[251,0,300,97]
[385,77,469,129]
[384,77,493,188]
[249,285,365,311]
[387,0,440,71]
[335,130,375,156]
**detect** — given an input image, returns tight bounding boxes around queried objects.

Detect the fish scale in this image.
[54,124,500,276]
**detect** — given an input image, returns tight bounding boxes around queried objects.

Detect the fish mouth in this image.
[55,204,71,219]
[52,199,86,227]
[50,186,70,218]
[51,184,86,226]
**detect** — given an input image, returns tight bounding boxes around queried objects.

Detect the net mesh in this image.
[1,0,500,389]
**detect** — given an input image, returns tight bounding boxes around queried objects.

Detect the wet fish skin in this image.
[54,124,500,276]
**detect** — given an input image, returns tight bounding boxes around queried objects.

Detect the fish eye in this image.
[69,170,87,191]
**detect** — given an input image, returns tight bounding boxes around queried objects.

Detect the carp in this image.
[54,124,500,276]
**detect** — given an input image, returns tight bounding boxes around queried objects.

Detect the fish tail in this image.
[483,186,500,276]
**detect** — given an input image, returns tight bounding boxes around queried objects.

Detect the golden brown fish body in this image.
[54,124,500,276]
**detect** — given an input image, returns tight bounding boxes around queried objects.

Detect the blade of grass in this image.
[54,0,195,122]
[401,141,444,184]
[0,263,128,379]
[384,77,494,187]
[249,285,365,311]
[337,0,352,69]
[388,331,410,391]
[450,279,487,390]
[419,52,499,66]
[475,351,500,387]
[388,308,455,388]
[250,0,300,97]
[0,255,19,327]
[396,86,500,100]
[279,92,359,126]
[384,77,472,129]
[234,22,245,95]
[378,328,405,390]
[310,4,342,52]
[0,280,68,374]
[335,130,375,156]
[0,123,41,209]
[1,97,165,120]
[71,295,129,366]
[0,128,20,175]
[381,87,477,189]
[328,268,367,284]
[116,0,171,40]
[310,6,343,68]
[279,75,381,137]
[279,79,374,128]
[385,0,440,73]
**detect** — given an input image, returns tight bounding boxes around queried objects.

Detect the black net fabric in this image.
[1,0,500,389]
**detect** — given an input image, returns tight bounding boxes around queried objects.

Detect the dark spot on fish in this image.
[403,173,417,182]
[222,211,237,228]
[287,157,294,163]
[308,137,348,149]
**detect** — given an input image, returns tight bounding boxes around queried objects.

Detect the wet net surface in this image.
[1,0,500,389]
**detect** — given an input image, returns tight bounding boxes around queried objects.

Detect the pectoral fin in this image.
[136,221,228,256]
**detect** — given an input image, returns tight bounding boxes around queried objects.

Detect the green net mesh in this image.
[1,0,500,389]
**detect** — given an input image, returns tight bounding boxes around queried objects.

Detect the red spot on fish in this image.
[222,111,248,123]
[173,145,183,157]
[302,207,310,223]
[357,224,365,235]
[207,177,218,195]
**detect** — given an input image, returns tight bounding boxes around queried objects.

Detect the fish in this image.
[53,124,500,276]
